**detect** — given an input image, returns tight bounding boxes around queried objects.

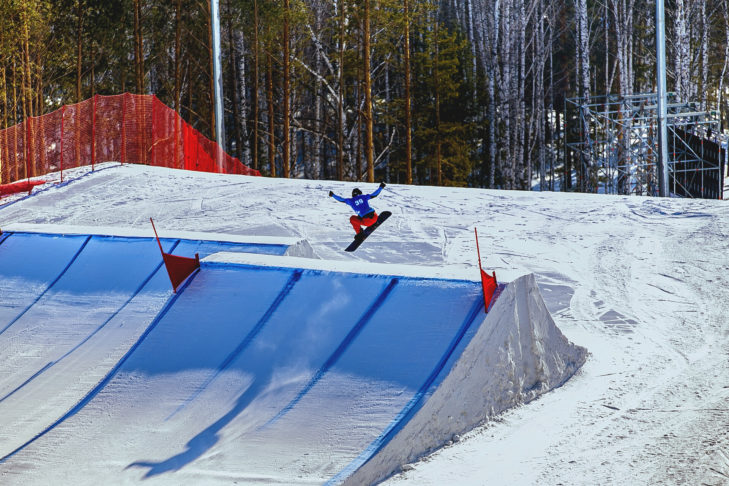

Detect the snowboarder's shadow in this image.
[126,369,271,478]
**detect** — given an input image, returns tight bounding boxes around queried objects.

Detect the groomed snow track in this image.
[0,229,586,485]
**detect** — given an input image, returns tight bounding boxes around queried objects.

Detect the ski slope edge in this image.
[342,273,588,486]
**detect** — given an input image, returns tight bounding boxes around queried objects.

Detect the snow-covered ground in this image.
[1,163,729,485]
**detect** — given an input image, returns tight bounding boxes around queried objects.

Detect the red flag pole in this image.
[150,217,165,255]
[475,227,483,272]
[475,227,498,313]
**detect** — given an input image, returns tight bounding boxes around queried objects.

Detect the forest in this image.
[1,0,728,190]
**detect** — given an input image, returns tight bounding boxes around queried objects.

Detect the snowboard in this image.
[345,211,391,252]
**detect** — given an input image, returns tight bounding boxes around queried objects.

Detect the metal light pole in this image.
[656,0,670,196]
[211,0,225,164]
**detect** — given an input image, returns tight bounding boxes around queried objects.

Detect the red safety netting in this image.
[0,179,47,196]
[0,93,259,185]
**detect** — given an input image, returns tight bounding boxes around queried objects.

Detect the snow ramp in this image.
[0,228,295,466]
[0,234,586,486]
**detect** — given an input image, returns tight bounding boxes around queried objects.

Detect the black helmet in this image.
[352,188,362,197]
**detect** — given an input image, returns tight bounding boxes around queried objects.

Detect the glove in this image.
[379,182,386,189]
[329,191,334,197]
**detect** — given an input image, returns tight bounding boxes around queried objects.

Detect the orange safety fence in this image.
[0,93,259,185]
[0,179,47,196]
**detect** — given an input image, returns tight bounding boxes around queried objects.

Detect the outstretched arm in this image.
[369,182,386,198]
[329,191,347,203]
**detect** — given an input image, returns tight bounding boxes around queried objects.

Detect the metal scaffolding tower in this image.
[565,92,724,199]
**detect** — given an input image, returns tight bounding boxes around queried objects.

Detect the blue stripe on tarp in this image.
[0,240,180,405]
[263,277,400,429]
[0,231,12,246]
[0,362,55,404]
[326,295,484,485]
[0,266,198,465]
[0,235,92,337]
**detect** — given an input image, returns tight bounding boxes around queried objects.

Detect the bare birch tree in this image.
[673,0,690,102]
[575,0,592,191]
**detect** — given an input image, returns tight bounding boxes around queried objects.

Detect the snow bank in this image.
[204,250,480,281]
[343,273,587,486]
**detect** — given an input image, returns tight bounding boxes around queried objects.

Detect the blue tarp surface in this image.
[0,231,484,484]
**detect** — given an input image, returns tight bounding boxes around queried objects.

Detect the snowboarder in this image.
[329,182,386,239]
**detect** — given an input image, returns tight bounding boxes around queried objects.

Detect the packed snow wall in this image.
[341,273,588,485]
[0,233,586,486]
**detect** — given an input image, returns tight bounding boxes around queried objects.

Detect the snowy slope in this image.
[1,163,728,485]
[0,237,495,485]
[0,164,586,485]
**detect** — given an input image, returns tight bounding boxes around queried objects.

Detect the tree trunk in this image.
[356,77,361,181]
[175,0,182,112]
[612,0,634,194]
[435,14,442,186]
[503,0,513,189]
[363,0,374,182]
[227,0,241,158]
[1,67,6,183]
[266,30,276,177]
[576,0,591,191]
[174,0,182,168]
[282,0,291,178]
[720,1,729,133]
[134,0,144,94]
[536,0,546,191]
[77,0,84,102]
[36,48,43,117]
[466,0,478,102]
[22,6,33,120]
[252,0,259,171]
[1,67,6,130]
[90,40,95,98]
[12,61,19,180]
[516,0,526,189]
[487,0,499,188]
[337,0,345,181]
[231,25,248,162]
[700,0,708,112]
[22,16,32,175]
[674,0,689,102]
[547,2,559,191]
[404,0,412,184]
[36,47,46,171]
[312,5,323,179]
[207,1,216,141]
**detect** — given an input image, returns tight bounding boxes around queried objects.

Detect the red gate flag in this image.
[475,228,498,312]
[150,218,200,292]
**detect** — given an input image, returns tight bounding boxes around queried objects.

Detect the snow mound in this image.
[344,273,587,485]
[283,238,317,258]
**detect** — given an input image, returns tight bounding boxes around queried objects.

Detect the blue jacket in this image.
[332,186,383,217]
